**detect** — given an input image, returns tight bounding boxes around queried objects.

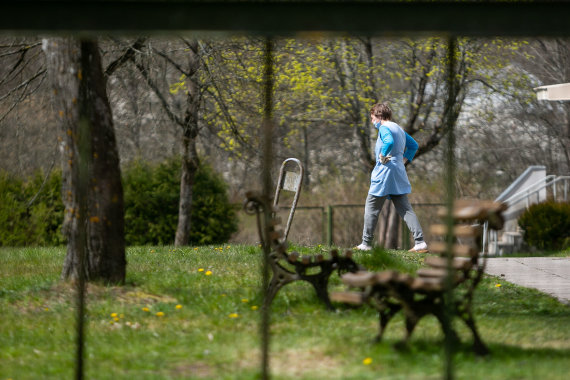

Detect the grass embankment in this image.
[1,246,569,379]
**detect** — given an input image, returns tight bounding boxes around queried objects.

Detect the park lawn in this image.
[1,246,569,380]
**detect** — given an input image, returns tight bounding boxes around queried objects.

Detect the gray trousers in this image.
[362,193,424,246]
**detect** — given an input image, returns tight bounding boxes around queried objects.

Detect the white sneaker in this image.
[408,241,428,253]
[355,243,372,251]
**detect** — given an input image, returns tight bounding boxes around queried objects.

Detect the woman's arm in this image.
[403,132,418,162]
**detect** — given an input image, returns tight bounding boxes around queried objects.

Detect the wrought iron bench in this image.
[245,191,361,309]
[331,199,507,355]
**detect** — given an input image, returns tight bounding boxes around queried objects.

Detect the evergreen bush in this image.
[123,157,237,246]
[0,169,64,246]
[518,201,570,251]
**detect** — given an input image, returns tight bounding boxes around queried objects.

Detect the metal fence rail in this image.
[232,203,445,248]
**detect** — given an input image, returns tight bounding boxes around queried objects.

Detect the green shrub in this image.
[123,159,179,246]
[518,201,570,251]
[123,158,237,246]
[0,158,237,247]
[189,162,238,245]
[0,169,64,246]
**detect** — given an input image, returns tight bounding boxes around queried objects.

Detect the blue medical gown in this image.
[369,121,418,197]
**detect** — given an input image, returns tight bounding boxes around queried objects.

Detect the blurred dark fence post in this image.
[443,36,458,380]
[260,37,275,380]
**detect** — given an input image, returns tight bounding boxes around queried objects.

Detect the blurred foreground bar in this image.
[2,1,570,36]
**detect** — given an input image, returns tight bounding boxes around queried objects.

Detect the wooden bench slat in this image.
[330,291,365,305]
[437,200,507,221]
[411,277,444,292]
[438,205,486,220]
[429,241,479,257]
[374,270,398,284]
[417,268,449,278]
[268,230,283,240]
[268,218,282,227]
[430,224,483,238]
[287,251,299,263]
[393,272,414,286]
[341,271,377,287]
[424,256,473,270]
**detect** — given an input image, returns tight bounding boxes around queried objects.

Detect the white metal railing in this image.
[484,174,570,255]
[502,175,569,207]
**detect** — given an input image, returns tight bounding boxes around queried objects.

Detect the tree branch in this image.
[105,37,147,78]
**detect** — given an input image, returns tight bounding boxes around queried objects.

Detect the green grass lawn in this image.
[1,245,569,379]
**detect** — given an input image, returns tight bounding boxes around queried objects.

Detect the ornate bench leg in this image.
[461,311,489,356]
[265,273,294,308]
[307,276,334,310]
[375,302,402,343]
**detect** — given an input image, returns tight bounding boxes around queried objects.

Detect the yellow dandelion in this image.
[150,249,155,253]
[205,270,213,276]
[221,294,227,297]
[194,247,198,250]
[226,246,230,249]
[114,317,119,322]
[251,305,258,311]
[176,304,183,309]
[228,313,239,318]
[241,298,249,303]
[44,308,49,311]
[110,313,118,318]
[156,312,165,317]
[495,283,501,287]
[198,268,204,272]
[363,357,372,365]
[142,307,150,312]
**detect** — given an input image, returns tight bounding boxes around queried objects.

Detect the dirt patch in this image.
[14,282,177,313]
[239,347,342,378]
[171,362,214,378]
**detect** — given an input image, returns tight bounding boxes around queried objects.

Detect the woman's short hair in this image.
[370,103,392,121]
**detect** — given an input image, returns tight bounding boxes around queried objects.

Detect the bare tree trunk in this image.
[174,39,200,247]
[43,38,84,280]
[44,38,125,283]
[384,204,400,249]
[82,40,125,282]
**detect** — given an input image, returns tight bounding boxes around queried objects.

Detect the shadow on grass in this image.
[363,336,570,361]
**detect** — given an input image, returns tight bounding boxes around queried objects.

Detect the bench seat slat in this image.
[341,271,377,287]
[430,224,483,238]
[411,277,444,292]
[330,291,365,305]
[424,256,473,270]
[417,268,449,278]
[429,241,478,257]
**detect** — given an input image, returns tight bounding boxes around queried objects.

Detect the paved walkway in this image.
[484,257,570,304]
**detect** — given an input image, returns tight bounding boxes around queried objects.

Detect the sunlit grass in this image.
[1,246,569,379]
